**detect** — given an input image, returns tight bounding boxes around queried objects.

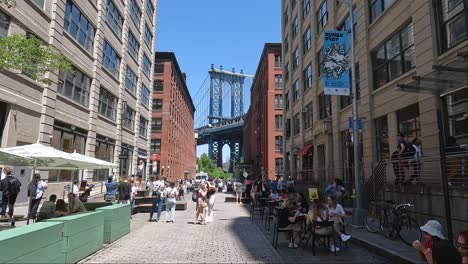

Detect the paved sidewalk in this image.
[81,193,284,263]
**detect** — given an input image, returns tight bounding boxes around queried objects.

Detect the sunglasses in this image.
[456,241,468,249]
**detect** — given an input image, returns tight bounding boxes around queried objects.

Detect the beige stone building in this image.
[0,0,157,197]
[282,0,467,230]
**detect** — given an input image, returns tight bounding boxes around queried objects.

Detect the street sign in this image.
[348,118,363,131]
[323,30,350,96]
[118,154,129,159]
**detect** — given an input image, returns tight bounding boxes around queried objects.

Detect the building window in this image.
[319,93,332,119]
[338,7,357,41]
[286,119,291,138]
[64,0,95,52]
[106,0,123,36]
[397,104,420,142]
[141,84,150,107]
[32,0,45,8]
[130,0,141,26]
[142,53,151,77]
[284,63,290,82]
[153,99,162,110]
[275,74,283,89]
[127,31,139,60]
[303,64,312,90]
[369,0,395,23]
[436,0,467,53]
[98,88,117,121]
[318,48,324,75]
[293,114,300,136]
[445,88,468,146]
[153,80,163,91]
[145,0,154,20]
[283,9,289,27]
[303,27,311,53]
[292,15,298,38]
[125,66,137,94]
[274,94,283,109]
[375,115,389,160]
[275,136,284,153]
[151,139,161,153]
[372,23,415,89]
[274,55,282,68]
[0,11,10,37]
[93,137,115,181]
[293,79,300,102]
[317,0,328,32]
[144,23,153,48]
[103,41,121,78]
[58,66,91,107]
[293,47,299,70]
[275,114,283,129]
[139,116,148,137]
[303,102,313,129]
[275,158,284,175]
[152,118,162,131]
[123,106,135,130]
[303,0,310,18]
[340,64,360,108]
[154,63,164,74]
[285,92,289,111]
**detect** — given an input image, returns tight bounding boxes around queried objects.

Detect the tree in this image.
[0,1,71,84]
[196,153,232,180]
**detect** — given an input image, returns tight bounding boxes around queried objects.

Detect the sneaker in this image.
[330,244,341,252]
[288,242,298,248]
[148,219,153,222]
[155,219,159,222]
[340,234,351,242]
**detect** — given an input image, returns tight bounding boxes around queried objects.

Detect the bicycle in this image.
[365,201,422,246]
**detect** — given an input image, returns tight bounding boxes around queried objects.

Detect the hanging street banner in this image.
[323,30,350,96]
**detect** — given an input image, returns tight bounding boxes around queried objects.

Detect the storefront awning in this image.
[295,143,313,156]
[397,52,468,96]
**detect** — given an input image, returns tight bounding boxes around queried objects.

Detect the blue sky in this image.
[156,0,281,160]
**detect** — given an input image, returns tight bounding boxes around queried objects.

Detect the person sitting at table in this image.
[54,199,69,217]
[326,195,351,242]
[279,189,289,200]
[67,192,87,214]
[38,194,57,220]
[250,184,261,205]
[296,192,309,214]
[278,199,303,248]
[269,189,280,201]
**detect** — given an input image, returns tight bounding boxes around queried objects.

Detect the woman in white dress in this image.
[205,181,216,223]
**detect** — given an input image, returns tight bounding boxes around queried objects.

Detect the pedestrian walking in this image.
[118,176,132,204]
[164,182,178,223]
[149,176,165,222]
[104,175,117,202]
[0,168,21,220]
[194,181,208,225]
[72,179,80,195]
[409,138,422,182]
[28,173,48,219]
[130,180,137,215]
[234,179,242,204]
[79,180,93,203]
[205,181,216,223]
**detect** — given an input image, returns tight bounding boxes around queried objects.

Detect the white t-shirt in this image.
[72,185,79,194]
[328,203,346,217]
[131,186,137,199]
[165,187,177,199]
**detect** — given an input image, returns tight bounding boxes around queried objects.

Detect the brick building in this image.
[151,52,196,181]
[282,0,467,231]
[243,43,284,180]
[0,0,157,199]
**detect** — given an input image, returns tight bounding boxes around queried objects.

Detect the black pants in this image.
[1,194,17,217]
[30,196,42,218]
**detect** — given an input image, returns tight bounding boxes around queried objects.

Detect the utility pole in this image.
[341,0,365,225]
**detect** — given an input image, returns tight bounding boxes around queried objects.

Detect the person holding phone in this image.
[29,173,47,219]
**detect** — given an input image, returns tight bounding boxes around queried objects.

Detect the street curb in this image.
[349,234,419,264]
[239,204,286,264]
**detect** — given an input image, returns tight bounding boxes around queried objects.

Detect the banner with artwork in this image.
[323,30,350,95]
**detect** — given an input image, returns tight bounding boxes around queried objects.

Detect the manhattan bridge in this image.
[193,64,253,169]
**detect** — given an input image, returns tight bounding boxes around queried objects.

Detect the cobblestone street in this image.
[80,193,393,263]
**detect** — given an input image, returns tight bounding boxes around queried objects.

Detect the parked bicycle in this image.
[365,200,422,246]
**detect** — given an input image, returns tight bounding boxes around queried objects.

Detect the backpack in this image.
[8,178,21,196]
[27,181,38,197]
[152,183,161,197]
[191,190,199,202]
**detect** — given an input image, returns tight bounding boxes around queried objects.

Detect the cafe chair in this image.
[310,220,337,256]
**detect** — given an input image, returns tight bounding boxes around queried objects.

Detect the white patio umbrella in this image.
[0,143,117,224]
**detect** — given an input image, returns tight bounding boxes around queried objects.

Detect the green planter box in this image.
[83,202,112,211]
[0,222,65,263]
[47,212,104,263]
[96,204,131,244]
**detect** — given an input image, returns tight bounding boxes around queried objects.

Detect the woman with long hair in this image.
[53,199,69,217]
[326,195,351,242]
[278,199,302,248]
[205,181,216,223]
[164,182,178,223]
[456,231,468,264]
[413,220,446,263]
[194,181,208,225]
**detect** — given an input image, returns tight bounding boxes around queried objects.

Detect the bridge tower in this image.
[208,65,247,167]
